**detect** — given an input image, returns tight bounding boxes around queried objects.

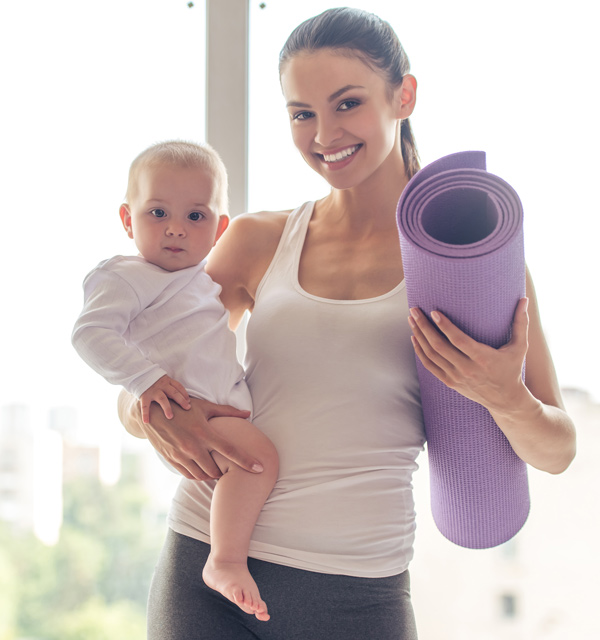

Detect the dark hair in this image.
[279,7,420,178]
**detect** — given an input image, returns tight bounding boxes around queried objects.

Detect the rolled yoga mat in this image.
[397,150,530,549]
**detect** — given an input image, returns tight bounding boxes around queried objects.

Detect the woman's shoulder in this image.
[220,208,295,266]
[207,208,296,319]
[229,208,293,242]
[211,208,294,262]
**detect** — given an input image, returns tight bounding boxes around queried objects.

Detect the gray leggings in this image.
[147,529,418,640]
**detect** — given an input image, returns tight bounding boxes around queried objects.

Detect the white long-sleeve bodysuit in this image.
[168,202,426,578]
[72,256,251,411]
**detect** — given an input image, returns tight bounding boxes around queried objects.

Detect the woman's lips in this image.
[317,144,362,170]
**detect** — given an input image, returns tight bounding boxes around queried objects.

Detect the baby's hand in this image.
[139,375,191,424]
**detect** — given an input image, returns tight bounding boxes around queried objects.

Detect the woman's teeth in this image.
[322,145,360,163]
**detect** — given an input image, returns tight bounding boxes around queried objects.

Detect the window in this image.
[1,2,206,637]
[1,1,597,638]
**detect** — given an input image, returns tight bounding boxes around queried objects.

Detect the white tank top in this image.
[168,201,426,577]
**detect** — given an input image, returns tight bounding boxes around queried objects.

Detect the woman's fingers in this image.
[430,310,481,359]
[411,298,529,363]
[408,308,466,373]
[504,297,529,353]
[148,428,223,480]
[163,457,205,481]
[211,435,264,474]
[410,333,449,382]
[206,402,252,421]
[180,453,222,481]
[142,397,261,480]
[412,307,482,362]
[203,404,263,471]
[200,401,261,472]
[408,300,530,409]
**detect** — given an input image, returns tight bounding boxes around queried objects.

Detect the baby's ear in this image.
[214,214,230,244]
[119,204,134,239]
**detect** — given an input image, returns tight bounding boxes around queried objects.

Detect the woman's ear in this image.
[119,204,134,239]
[394,74,417,120]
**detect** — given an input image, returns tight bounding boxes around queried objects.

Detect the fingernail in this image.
[431,311,441,323]
[252,463,264,473]
[410,308,419,320]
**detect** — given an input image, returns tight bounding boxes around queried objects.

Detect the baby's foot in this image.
[203,555,270,621]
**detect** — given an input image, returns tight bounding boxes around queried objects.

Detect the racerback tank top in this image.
[168,201,426,577]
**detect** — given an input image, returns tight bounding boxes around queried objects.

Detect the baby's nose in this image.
[166,225,185,237]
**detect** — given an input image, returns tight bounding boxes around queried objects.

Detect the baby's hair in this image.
[126,140,229,215]
[279,7,420,179]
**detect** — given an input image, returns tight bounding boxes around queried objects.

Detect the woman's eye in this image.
[150,209,166,218]
[338,99,360,111]
[188,211,204,221]
[293,111,314,121]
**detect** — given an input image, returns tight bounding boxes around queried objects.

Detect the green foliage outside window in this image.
[0,456,164,640]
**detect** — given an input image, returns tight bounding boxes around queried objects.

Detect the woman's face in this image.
[280,49,406,191]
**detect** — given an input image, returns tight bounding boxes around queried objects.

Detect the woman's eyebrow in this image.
[286,99,311,108]
[286,84,365,109]
[328,84,365,102]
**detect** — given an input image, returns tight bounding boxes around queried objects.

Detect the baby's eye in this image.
[338,99,360,111]
[188,211,205,221]
[150,209,166,218]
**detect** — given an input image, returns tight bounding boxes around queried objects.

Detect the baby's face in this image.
[120,164,227,272]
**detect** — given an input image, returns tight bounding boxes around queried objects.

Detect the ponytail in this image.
[401,119,420,179]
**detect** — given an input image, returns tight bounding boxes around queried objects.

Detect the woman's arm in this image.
[207,210,290,328]
[408,267,576,474]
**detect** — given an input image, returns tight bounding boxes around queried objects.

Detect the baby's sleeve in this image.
[71,266,167,397]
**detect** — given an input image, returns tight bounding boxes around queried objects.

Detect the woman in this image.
[119,8,575,639]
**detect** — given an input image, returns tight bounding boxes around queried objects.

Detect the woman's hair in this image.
[279,7,420,178]
[125,140,229,215]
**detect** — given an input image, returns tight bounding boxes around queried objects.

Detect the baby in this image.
[72,140,278,621]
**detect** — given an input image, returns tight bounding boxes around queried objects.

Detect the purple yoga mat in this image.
[397,151,530,549]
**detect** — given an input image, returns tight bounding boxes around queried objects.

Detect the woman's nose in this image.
[314,115,342,148]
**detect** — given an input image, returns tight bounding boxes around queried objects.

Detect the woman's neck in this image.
[316,150,410,234]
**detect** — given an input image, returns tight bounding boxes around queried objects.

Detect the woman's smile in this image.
[317,143,363,169]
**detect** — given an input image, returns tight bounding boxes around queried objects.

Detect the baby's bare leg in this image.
[202,416,278,622]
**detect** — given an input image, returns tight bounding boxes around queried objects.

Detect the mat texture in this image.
[397,151,530,549]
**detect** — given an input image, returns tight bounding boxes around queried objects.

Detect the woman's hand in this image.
[407,298,529,413]
[118,390,262,481]
[407,278,576,474]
